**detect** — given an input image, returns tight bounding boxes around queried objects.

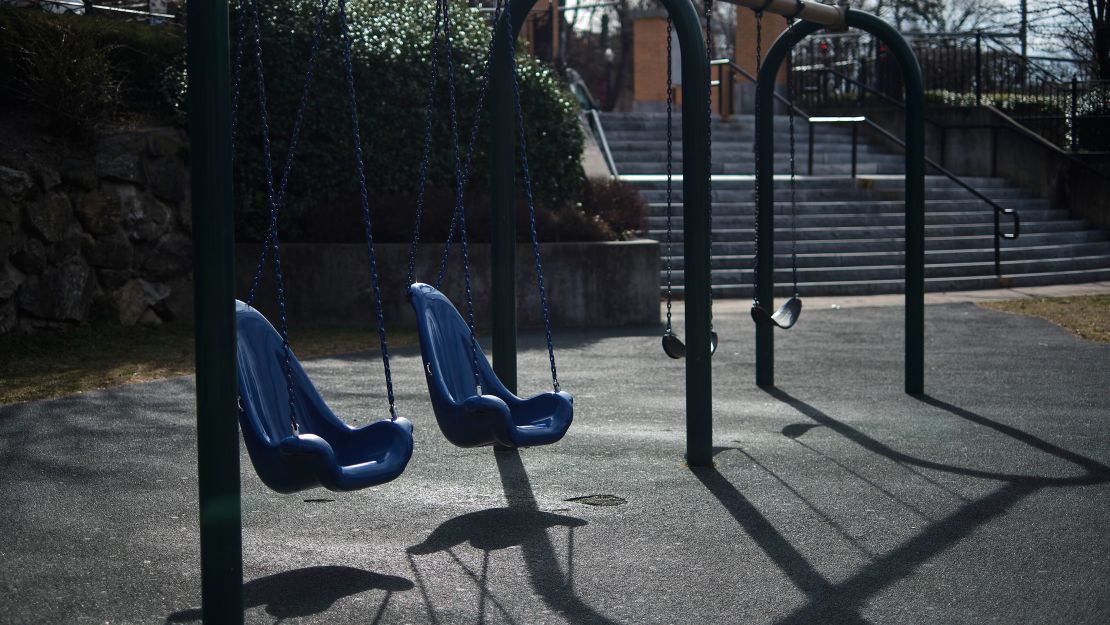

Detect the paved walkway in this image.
[2,299,1109,624]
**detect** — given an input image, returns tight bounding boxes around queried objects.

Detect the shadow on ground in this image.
[695,388,1110,625]
[165,565,413,623]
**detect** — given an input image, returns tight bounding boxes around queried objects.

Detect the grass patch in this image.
[0,323,414,406]
[979,294,1110,344]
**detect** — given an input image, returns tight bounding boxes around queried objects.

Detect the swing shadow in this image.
[692,388,1110,624]
[405,449,617,625]
[164,565,413,623]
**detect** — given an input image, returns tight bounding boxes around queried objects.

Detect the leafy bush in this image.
[228,0,586,242]
[0,7,184,132]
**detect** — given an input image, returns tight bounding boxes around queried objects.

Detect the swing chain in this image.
[241,0,332,308]
[664,17,674,334]
[244,0,301,431]
[786,17,799,296]
[432,0,504,290]
[751,8,762,306]
[405,0,447,288]
[338,0,398,419]
[705,0,716,328]
[504,0,560,392]
[439,0,485,391]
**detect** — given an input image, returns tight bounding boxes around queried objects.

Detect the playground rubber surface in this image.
[1,302,1108,624]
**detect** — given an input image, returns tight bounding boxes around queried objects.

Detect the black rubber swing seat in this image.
[661,329,719,359]
[751,296,803,329]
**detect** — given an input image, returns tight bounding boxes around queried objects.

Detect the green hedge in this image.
[0,7,184,132]
[228,0,586,242]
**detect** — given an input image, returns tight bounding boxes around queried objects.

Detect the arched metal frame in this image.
[753,11,926,394]
[186,1,718,619]
[487,0,716,464]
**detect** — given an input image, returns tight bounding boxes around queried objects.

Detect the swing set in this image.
[187,0,926,620]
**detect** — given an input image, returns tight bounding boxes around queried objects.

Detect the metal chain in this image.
[438,0,484,389]
[705,0,716,329]
[242,0,332,307]
[338,0,398,419]
[751,9,763,305]
[664,18,675,334]
[245,0,300,431]
[434,0,504,289]
[405,0,446,288]
[504,0,560,392]
[787,17,799,295]
[230,0,248,150]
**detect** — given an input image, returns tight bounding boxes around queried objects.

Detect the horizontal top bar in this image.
[717,0,846,29]
[810,116,866,122]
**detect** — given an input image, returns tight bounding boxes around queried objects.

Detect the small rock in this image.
[76,185,126,235]
[143,232,192,280]
[146,128,186,157]
[115,278,171,326]
[84,230,134,270]
[49,233,93,266]
[178,193,192,234]
[125,193,172,242]
[138,308,163,326]
[60,159,99,191]
[0,198,19,225]
[12,237,46,275]
[144,156,188,203]
[97,267,134,290]
[0,166,34,200]
[0,298,15,334]
[0,223,15,259]
[163,274,193,322]
[35,166,62,191]
[26,191,75,242]
[18,260,95,321]
[95,133,147,184]
[0,263,25,300]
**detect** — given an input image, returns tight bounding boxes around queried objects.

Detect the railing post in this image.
[975,30,983,106]
[808,121,815,175]
[1070,76,1079,151]
[851,123,858,178]
[994,204,1002,277]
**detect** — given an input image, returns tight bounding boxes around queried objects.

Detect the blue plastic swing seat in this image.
[408,283,573,449]
[235,300,414,493]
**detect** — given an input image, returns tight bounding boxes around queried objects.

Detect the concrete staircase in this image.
[601,111,1110,296]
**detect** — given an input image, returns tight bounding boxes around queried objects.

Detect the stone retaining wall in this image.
[236,240,661,330]
[0,127,193,333]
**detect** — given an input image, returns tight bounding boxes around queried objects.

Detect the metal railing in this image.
[22,0,180,22]
[790,30,1109,152]
[711,58,1020,277]
[567,67,619,176]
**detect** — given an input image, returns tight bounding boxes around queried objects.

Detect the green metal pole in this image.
[669,0,713,467]
[491,4,522,393]
[491,0,712,465]
[755,11,925,394]
[187,1,243,622]
[847,12,927,395]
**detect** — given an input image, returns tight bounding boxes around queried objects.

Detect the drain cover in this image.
[566,494,626,507]
[304,498,335,503]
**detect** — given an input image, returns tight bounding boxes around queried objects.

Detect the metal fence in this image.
[789,31,1110,152]
[1,0,181,24]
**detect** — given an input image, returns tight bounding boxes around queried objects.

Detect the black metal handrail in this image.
[814,64,1110,185]
[712,58,1019,277]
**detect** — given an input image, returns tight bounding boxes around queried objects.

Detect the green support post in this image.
[491,5,519,394]
[753,11,925,393]
[493,0,713,465]
[187,0,244,621]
